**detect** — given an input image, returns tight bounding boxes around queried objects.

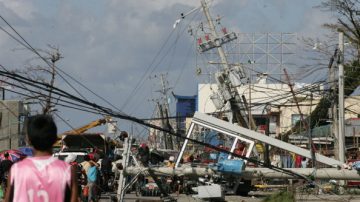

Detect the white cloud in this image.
[0,0,36,20]
[299,7,335,38]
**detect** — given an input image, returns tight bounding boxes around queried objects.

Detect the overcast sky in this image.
[0,0,335,135]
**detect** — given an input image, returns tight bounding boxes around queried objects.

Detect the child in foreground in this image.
[4,114,78,202]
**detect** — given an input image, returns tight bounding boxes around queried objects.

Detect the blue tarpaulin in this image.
[18,147,33,157]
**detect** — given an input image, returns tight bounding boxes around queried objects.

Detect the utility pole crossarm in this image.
[201,0,229,70]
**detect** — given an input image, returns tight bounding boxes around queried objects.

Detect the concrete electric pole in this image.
[338,32,345,163]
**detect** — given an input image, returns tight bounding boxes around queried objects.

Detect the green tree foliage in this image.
[345,60,360,96]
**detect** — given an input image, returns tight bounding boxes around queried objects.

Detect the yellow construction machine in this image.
[53,116,111,150]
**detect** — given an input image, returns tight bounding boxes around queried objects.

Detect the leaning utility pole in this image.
[201,0,228,70]
[283,69,308,130]
[200,0,249,127]
[155,73,174,150]
[157,102,168,149]
[159,74,171,114]
[338,32,345,163]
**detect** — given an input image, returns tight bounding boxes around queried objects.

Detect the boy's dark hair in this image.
[26,114,57,151]
[4,152,9,158]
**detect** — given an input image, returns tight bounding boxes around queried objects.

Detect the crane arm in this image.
[62,116,110,135]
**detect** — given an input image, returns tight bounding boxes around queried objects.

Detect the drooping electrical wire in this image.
[0,69,317,180]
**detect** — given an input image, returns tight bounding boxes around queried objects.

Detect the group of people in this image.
[64,153,101,201]
[271,150,310,168]
[0,114,115,202]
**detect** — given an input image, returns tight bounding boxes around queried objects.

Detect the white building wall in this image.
[197,83,323,135]
[278,99,320,134]
[198,84,218,113]
[345,96,360,120]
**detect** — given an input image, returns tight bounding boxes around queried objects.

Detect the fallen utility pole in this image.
[181,112,344,167]
[126,166,360,180]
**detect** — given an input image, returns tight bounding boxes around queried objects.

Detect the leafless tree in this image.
[320,0,360,59]
[17,45,63,114]
[295,1,360,81]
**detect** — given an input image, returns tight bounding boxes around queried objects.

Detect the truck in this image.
[61,133,108,155]
[53,117,113,154]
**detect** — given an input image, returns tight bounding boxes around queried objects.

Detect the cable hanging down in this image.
[0,69,314,181]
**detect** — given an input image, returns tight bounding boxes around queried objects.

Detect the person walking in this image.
[87,162,98,202]
[80,155,92,174]
[80,153,99,201]
[4,115,78,202]
[0,152,13,194]
[100,155,112,192]
[65,154,87,202]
